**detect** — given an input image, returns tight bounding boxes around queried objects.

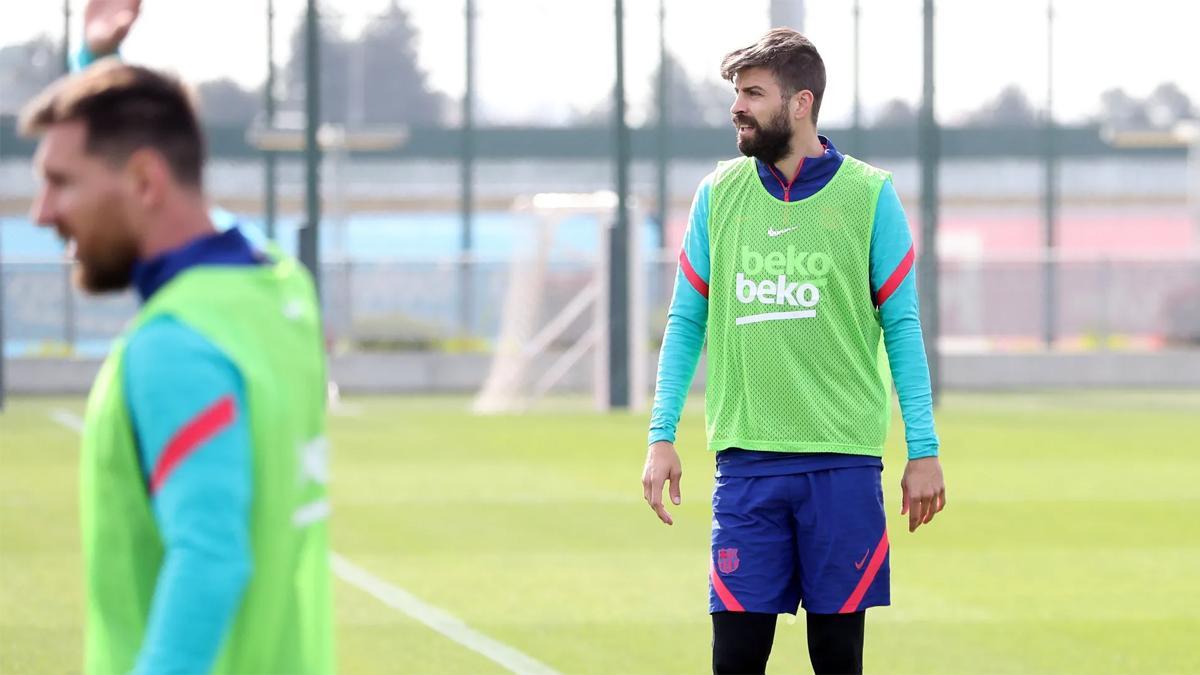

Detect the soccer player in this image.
[641,29,946,675]
[20,58,333,675]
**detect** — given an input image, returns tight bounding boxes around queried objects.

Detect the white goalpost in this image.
[1103,121,1200,241]
[472,191,648,414]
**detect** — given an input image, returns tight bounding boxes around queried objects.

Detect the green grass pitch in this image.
[2,391,1199,673]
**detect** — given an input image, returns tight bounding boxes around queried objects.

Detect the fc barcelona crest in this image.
[717,548,740,574]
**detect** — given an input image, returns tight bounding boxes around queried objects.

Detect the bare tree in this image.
[196,79,260,126]
[645,53,733,127]
[283,2,448,127]
[963,85,1037,127]
[1096,87,1150,130]
[1144,82,1194,128]
[578,51,732,127]
[0,36,62,115]
[872,98,916,128]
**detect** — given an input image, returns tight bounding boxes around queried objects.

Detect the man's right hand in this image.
[641,441,683,526]
[84,0,142,57]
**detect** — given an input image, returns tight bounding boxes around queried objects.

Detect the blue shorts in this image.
[709,465,890,615]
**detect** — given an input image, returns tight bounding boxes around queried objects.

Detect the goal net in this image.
[472,192,648,413]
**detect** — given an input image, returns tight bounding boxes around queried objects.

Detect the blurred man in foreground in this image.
[21,54,333,674]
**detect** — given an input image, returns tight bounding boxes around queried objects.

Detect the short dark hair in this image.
[720,28,826,124]
[19,60,205,187]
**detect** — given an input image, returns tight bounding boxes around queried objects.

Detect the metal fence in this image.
[936,254,1200,348]
[5,252,1198,358]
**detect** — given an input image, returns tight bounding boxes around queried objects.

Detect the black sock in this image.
[712,611,777,675]
[806,611,865,675]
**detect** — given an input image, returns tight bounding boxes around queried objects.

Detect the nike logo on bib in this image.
[767,226,798,237]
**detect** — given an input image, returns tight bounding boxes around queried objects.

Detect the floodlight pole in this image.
[61,0,77,352]
[264,0,278,239]
[1042,0,1058,349]
[459,0,476,337]
[0,144,5,409]
[655,0,668,242]
[918,0,941,403]
[851,0,862,156]
[62,0,72,72]
[301,0,322,300]
[610,0,631,409]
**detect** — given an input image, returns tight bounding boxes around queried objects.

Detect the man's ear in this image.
[792,90,813,122]
[122,148,170,210]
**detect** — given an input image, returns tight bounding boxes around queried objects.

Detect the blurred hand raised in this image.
[84,0,142,57]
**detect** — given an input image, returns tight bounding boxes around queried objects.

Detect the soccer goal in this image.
[1103,120,1200,237]
[1100,122,1200,345]
[472,191,649,414]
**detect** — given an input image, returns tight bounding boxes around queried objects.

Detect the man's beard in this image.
[735,106,793,166]
[75,242,137,294]
[65,202,139,294]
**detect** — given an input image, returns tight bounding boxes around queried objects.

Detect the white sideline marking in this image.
[329,403,363,417]
[292,499,331,527]
[50,409,84,433]
[332,554,561,675]
[47,410,558,675]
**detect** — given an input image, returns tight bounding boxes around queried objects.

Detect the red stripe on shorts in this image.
[710,560,745,612]
[839,530,890,614]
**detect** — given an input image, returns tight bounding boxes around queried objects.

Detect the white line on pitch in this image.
[332,554,561,675]
[47,410,559,675]
[329,403,363,417]
[49,409,84,433]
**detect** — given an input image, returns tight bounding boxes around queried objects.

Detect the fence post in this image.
[64,261,76,352]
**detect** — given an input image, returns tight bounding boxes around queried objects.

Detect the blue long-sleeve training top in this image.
[648,136,939,477]
[124,229,265,673]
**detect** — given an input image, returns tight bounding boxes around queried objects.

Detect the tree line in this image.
[1,5,1193,132]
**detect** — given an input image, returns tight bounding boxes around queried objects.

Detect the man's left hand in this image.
[900,456,945,533]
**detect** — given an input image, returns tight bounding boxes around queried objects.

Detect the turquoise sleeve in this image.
[124,316,253,674]
[71,43,112,72]
[869,180,940,459]
[648,174,713,445]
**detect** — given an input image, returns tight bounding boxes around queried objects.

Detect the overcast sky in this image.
[2,0,1197,126]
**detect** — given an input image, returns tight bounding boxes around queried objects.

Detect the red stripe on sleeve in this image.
[149,396,236,494]
[874,246,915,307]
[838,531,890,613]
[679,249,709,299]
